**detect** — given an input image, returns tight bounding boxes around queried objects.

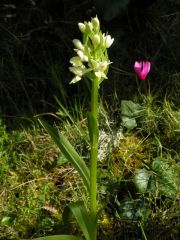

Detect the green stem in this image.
[144,80,148,95]
[139,221,148,240]
[90,77,99,240]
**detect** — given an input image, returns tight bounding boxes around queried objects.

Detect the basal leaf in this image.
[63,201,96,240]
[121,100,142,118]
[150,157,179,198]
[39,120,90,192]
[121,116,137,129]
[121,100,142,129]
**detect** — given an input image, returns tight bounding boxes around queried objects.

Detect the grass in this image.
[0,87,179,239]
[0,121,86,239]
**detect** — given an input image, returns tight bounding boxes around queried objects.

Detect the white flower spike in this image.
[69,16,113,84]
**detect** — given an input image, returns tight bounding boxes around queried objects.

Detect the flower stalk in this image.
[89,76,99,239]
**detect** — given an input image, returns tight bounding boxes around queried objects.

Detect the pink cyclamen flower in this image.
[134,61,151,80]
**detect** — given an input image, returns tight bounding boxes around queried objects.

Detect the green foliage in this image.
[0,87,179,239]
[0,121,78,239]
[121,100,142,130]
[150,157,180,198]
[162,99,180,141]
[132,156,180,198]
[133,169,151,194]
[63,202,96,240]
[118,198,151,222]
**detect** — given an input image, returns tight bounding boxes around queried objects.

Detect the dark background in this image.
[0,0,179,127]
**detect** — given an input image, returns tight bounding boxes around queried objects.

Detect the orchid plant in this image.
[37,16,113,240]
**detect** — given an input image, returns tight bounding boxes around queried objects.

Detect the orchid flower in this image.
[69,16,113,84]
[134,61,151,80]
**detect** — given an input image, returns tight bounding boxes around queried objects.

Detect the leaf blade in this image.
[39,120,90,191]
[63,202,96,240]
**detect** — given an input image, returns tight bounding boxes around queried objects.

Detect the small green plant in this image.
[38,16,114,240]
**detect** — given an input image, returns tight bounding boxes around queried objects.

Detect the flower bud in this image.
[72,39,84,51]
[105,35,114,48]
[77,50,88,62]
[87,21,93,31]
[92,16,100,32]
[78,22,86,33]
[91,34,100,47]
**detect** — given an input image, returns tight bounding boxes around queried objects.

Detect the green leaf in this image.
[119,198,151,221]
[34,235,82,240]
[121,100,142,129]
[63,202,96,240]
[39,120,90,192]
[133,169,151,194]
[150,157,179,198]
[1,216,11,225]
[87,112,98,145]
[57,154,68,166]
[121,116,137,129]
[121,100,142,118]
